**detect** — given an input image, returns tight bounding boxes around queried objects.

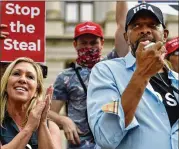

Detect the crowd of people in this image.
[0,1,178,149]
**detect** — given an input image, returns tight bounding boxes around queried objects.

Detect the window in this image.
[65,1,94,33]
[80,3,93,21]
[66,3,78,22]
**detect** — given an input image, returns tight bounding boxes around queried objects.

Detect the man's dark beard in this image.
[131,36,156,57]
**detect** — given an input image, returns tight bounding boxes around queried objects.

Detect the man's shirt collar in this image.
[124,52,136,69]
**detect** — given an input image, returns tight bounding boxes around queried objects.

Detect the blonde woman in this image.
[0,57,61,149]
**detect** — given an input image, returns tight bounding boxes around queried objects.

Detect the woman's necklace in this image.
[16,122,24,131]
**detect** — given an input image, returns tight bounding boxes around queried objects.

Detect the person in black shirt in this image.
[150,68,179,127]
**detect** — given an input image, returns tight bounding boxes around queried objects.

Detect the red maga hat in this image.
[74,21,104,39]
[166,37,179,55]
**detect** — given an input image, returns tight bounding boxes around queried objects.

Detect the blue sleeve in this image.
[87,62,139,149]
[53,73,68,101]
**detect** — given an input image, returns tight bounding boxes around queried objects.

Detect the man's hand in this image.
[135,41,166,79]
[0,24,9,39]
[61,116,83,145]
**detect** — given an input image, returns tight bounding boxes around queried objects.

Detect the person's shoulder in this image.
[48,120,62,138]
[169,70,179,80]
[97,57,125,67]
[92,57,126,74]
[48,120,59,128]
[102,48,118,61]
[56,67,74,77]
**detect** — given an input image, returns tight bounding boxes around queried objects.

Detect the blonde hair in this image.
[164,59,173,70]
[0,57,44,125]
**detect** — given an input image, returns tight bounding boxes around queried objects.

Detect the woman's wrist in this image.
[39,120,48,128]
[23,126,34,135]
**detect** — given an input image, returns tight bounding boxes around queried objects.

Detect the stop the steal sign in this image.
[0,1,45,63]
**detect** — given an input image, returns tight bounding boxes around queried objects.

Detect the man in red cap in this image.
[165,37,179,73]
[49,21,104,149]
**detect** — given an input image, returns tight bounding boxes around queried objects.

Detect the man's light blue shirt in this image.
[87,52,179,149]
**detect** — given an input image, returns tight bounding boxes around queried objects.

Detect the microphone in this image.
[144,42,179,94]
[144,42,155,49]
[144,42,170,72]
